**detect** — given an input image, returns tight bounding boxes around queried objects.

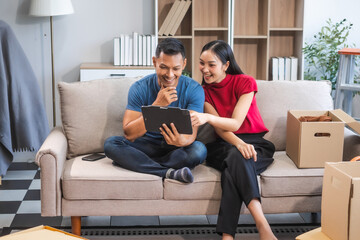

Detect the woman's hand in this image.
[190,112,211,127]
[236,142,257,161]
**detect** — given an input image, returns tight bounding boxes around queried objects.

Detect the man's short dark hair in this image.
[155,38,186,59]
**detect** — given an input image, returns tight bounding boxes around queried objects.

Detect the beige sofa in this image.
[35,78,360,235]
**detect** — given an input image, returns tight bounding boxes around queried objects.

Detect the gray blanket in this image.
[0,20,49,176]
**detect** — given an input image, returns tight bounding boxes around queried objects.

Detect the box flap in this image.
[349,179,360,240]
[331,109,360,134]
[0,225,88,240]
[296,227,331,240]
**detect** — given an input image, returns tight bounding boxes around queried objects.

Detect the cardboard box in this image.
[0,225,88,240]
[286,110,345,168]
[321,161,360,240]
[296,227,331,240]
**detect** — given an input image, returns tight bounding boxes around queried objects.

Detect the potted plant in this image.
[303,18,358,91]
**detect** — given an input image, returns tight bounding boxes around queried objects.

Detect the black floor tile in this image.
[23,190,40,201]
[34,170,41,179]
[0,180,32,190]
[8,163,38,171]
[0,201,22,214]
[11,214,63,228]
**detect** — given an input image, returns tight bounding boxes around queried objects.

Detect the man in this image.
[104,38,206,183]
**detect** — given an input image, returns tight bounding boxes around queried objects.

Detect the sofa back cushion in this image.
[58,77,141,158]
[256,80,333,150]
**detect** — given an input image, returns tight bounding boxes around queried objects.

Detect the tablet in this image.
[141,106,193,134]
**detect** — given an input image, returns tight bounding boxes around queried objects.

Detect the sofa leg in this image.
[71,216,81,236]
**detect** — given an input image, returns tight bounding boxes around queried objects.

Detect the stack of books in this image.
[113,32,156,66]
[158,0,191,36]
[271,56,298,81]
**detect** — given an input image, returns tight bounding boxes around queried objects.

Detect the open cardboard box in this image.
[0,225,88,240]
[297,161,360,240]
[286,109,360,168]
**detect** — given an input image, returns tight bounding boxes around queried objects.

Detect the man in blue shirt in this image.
[104,38,207,183]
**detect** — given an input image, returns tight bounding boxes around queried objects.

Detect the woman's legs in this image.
[248,199,277,240]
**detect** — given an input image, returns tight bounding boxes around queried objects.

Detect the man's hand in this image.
[236,142,257,162]
[160,123,189,147]
[152,84,178,106]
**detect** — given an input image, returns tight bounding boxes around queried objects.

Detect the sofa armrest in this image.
[343,127,360,161]
[35,127,68,216]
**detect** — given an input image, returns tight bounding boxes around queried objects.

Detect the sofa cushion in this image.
[58,78,141,158]
[164,164,221,200]
[260,151,324,198]
[256,80,333,151]
[62,156,163,200]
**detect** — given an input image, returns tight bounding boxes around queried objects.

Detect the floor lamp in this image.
[29,0,74,127]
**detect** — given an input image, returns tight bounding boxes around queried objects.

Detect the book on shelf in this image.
[169,0,191,36]
[113,37,120,66]
[290,56,298,81]
[151,35,156,61]
[142,34,147,66]
[138,34,143,66]
[132,32,139,66]
[120,34,125,66]
[271,57,279,81]
[278,57,285,81]
[124,34,130,65]
[146,35,151,66]
[284,57,291,81]
[158,0,182,36]
[163,0,185,36]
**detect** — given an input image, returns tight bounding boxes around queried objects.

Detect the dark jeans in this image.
[206,133,275,238]
[104,135,207,178]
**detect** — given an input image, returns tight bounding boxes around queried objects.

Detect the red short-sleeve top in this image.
[202,74,268,134]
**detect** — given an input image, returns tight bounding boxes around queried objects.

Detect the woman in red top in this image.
[191,40,277,240]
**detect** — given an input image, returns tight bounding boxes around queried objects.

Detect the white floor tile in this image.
[2,170,37,180]
[159,215,209,225]
[29,179,41,190]
[111,216,160,226]
[0,214,15,228]
[12,152,36,163]
[0,190,27,201]
[17,200,41,214]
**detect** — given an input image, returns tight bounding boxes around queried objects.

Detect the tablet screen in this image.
[141,106,193,134]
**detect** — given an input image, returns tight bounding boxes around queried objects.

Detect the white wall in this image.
[304,0,360,50]
[1,0,359,127]
[0,0,154,127]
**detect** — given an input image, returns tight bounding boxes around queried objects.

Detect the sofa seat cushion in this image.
[260,151,324,197]
[62,156,163,200]
[164,164,221,200]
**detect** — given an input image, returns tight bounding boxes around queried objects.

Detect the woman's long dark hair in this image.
[201,40,244,76]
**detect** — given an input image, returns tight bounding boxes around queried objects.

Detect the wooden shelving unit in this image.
[156,0,304,82]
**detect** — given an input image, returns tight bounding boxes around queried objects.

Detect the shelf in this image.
[270,28,303,31]
[233,39,267,80]
[156,0,304,80]
[158,35,192,39]
[194,0,229,28]
[194,27,228,31]
[80,63,155,70]
[270,0,304,28]
[233,0,268,36]
[234,35,267,39]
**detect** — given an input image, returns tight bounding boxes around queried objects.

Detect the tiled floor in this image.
[0,152,320,237]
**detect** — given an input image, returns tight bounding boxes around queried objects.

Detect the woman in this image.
[191,40,277,240]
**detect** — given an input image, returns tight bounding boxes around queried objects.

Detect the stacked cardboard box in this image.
[297,161,360,239]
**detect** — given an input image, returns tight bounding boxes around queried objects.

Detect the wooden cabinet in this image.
[80,63,155,81]
[156,0,304,82]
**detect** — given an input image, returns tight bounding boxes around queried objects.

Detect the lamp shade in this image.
[29,0,74,16]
